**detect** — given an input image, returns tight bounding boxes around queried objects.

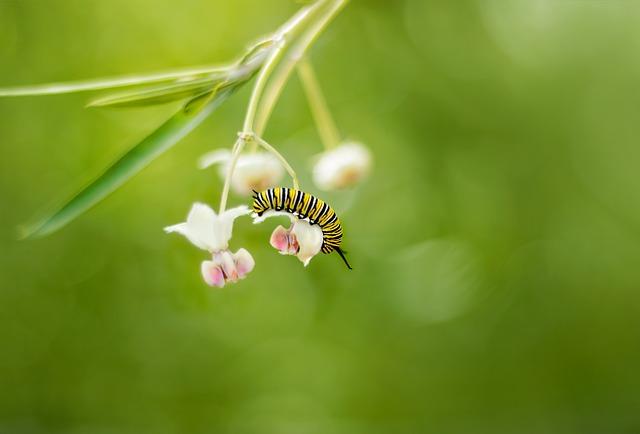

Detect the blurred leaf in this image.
[13,39,274,239]
[86,75,225,108]
[0,37,276,99]
[20,86,236,239]
[183,89,219,113]
[0,65,229,97]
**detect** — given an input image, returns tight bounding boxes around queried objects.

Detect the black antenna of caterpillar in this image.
[335,247,352,270]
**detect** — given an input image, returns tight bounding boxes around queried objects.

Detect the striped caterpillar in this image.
[251,187,352,269]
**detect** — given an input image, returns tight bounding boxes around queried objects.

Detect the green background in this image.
[2,1,640,433]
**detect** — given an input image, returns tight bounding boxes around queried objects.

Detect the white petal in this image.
[164,222,189,236]
[198,149,231,169]
[203,151,284,196]
[252,210,294,224]
[164,215,210,251]
[229,152,284,195]
[221,205,251,221]
[185,202,218,251]
[312,142,372,191]
[291,220,323,266]
[233,248,255,278]
[209,205,250,252]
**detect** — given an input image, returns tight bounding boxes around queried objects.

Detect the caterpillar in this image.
[251,187,352,270]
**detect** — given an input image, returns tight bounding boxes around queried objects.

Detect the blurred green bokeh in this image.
[2,1,640,433]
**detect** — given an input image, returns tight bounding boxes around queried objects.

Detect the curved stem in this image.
[254,136,300,190]
[297,58,341,149]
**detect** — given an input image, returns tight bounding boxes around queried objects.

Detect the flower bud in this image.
[312,141,372,191]
[199,150,284,195]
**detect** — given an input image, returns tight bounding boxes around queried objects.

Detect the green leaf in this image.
[86,75,225,108]
[0,65,229,97]
[19,86,235,239]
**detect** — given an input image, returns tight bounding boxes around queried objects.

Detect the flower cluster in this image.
[165,1,370,287]
[2,0,364,280]
[313,141,372,191]
[165,204,254,288]
[198,140,371,197]
[168,136,371,287]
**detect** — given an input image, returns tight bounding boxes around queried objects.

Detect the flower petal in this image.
[312,142,372,190]
[221,205,251,221]
[185,202,218,251]
[164,204,213,250]
[252,210,294,224]
[291,220,323,266]
[164,222,188,236]
[215,250,239,282]
[201,260,225,288]
[230,152,285,195]
[198,149,231,169]
[233,248,255,278]
[270,225,291,252]
[209,205,250,252]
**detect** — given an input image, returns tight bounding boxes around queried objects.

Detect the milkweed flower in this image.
[253,211,323,267]
[199,149,284,195]
[312,141,372,191]
[165,203,254,288]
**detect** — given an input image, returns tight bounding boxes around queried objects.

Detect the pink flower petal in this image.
[201,260,225,288]
[214,251,238,282]
[234,248,255,278]
[270,225,291,252]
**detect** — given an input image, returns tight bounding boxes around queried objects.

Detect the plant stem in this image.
[219,1,324,212]
[297,58,341,149]
[219,0,347,212]
[241,41,286,134]
[254,136,300,190]
[242,1,324,133]
[218,138,244,213]
[254,0,348,136]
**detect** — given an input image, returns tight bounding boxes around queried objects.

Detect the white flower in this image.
[312,141,372,191]
[165,203,254,288]
[199,149,284,195]
[253,211,323,267]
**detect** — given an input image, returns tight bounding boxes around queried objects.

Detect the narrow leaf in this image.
[20,87,235,239]
[86,75,224,108]
[0,65,230,97]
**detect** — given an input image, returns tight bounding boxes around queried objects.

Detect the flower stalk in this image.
[220,0,347,211]
[253,135,300,190]
[218,137,245,214]
[254,0,348,136]
[297,58,341,149]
